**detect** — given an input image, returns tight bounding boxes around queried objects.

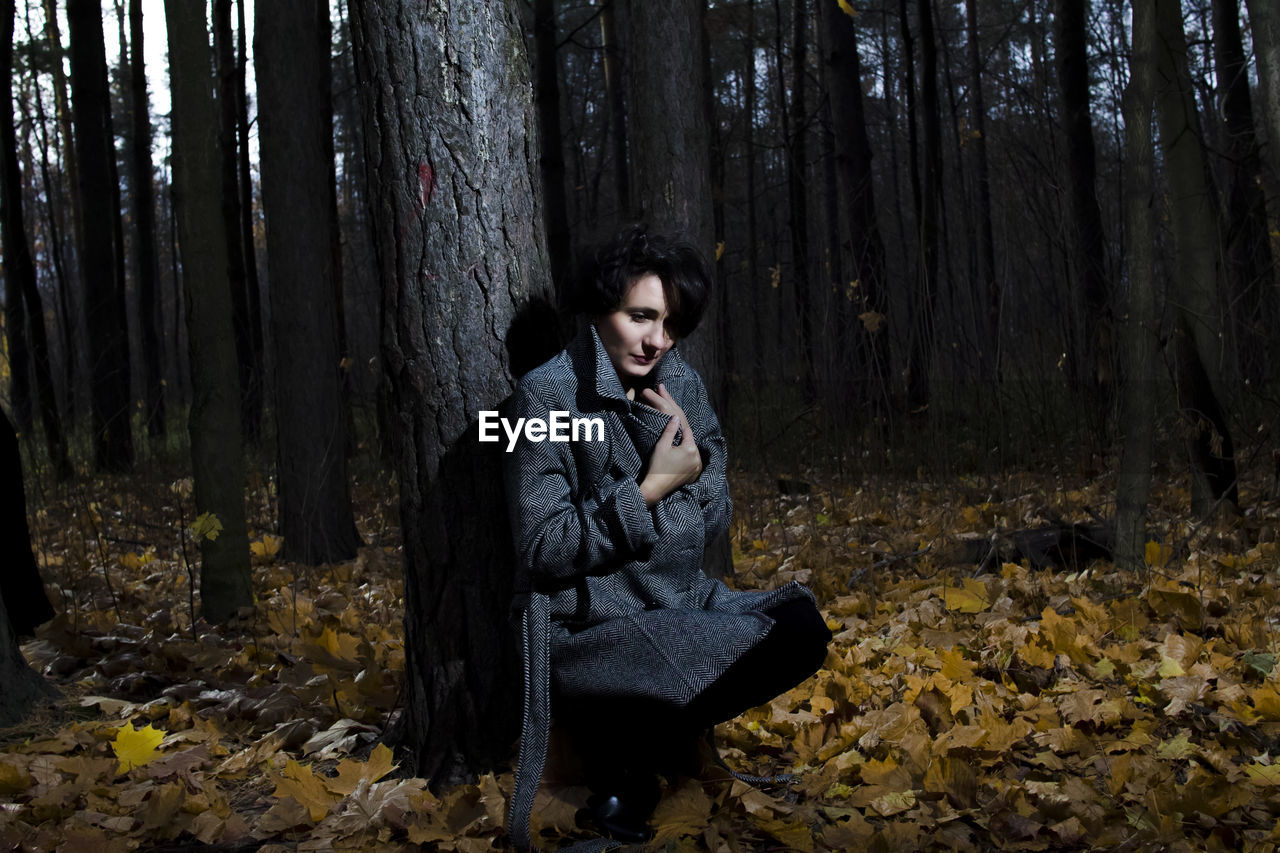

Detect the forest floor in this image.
[2,459,1280,851]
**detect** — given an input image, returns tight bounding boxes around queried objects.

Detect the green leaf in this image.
[1244,651,1278,677]
[191,512,224,542]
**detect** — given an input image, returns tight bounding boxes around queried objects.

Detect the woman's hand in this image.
[638,383,703,507]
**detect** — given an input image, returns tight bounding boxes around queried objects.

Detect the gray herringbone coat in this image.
[503,325,813,848]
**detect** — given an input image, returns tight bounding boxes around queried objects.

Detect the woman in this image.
[504,226,829,847]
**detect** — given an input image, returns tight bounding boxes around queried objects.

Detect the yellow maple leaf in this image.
[1144,540,1172,568]
[837,0,857,18]
[942,578,990,613]
[113,723,166,774]
[715,241,725,261]
[323,744,399,797]
[271,758,341,822]
[1245,763,1280,786]
[251,534,283,559]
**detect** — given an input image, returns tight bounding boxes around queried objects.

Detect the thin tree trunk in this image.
[818,0,889,411]
[906,0,940,412]
[68,0,132,472]
[787,0,813,401]
[42,0,85,424]
[348,0,542,784]
[964,0,998,380]
[535,0,571,306]
[1247,0,1280,193]
[600,0,630,215]
[236,0,264,439]
[128,0,164,439]
[1055,0,1111,397]
[213,0,258,445]
[743,6,761,386]
[165,0,254,622]
[1154,0,1239,514]
[1115,0,1158,571]
[27,79,76,426]
[256,0,363,565]
[1213,0,1276,383]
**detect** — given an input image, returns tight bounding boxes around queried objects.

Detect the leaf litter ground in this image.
[3,465,1280,851]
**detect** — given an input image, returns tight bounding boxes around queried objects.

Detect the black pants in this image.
[556,597,831,784]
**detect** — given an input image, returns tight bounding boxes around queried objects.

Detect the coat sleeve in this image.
[677,368,732,544]
[503,377,658,582]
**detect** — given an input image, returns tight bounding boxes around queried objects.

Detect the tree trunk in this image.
[600,0,630,215]
[1115,0,1158,571]
[786,0,813,401]
[964,0,998,380]
[1055,0,1111,398]
[906,0,940,412]
[256,0,362,566]
[128,0,165,439]
[165,0,253,623]
[68,0,133,472]
[1154,0,1239,514]
[743,4,761,386]
[817,0,890,412]
[534,0,571,307]
[0,407,55,727]
[626,0,728,579]
[42,0,86,424]
[236,0,265,440]
[1213,0,1276,383]
[213,0,259,444]
[625,0,717,375]
[349,0,544,783]
[1245,0,1280,188]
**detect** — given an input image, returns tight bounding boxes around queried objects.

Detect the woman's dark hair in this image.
[573,224,712,340]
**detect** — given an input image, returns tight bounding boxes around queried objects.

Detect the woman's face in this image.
[595,274,674,391]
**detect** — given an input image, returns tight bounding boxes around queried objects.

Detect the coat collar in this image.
[571,323,686,405]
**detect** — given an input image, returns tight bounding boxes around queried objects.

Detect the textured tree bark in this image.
[1055,0,1110,398]
[817,0,890,412]
[1153,0,1239,515]
[165,0,253,622]
[1213,0,1276,383]
[128,0,165,440]
[256,0,362,566]
[349,0,547,783]
[68,0,133,473]
[0,405,56,727]
[1115,0,1158,571]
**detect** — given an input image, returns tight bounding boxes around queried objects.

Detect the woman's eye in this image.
[631,314,646,323]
